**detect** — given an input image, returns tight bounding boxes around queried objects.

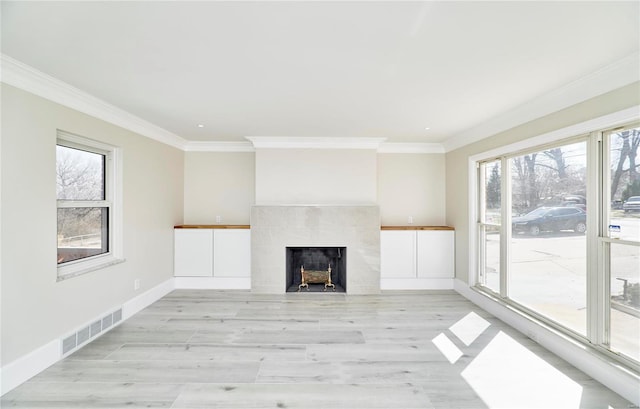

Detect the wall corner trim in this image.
[0,54,187,150]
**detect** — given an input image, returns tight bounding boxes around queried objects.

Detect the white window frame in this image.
[56,130,124,280]
[468,106,640,371]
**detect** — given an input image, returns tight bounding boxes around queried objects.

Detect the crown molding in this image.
[246,136,387,150]
[185,139,444,153]
[1,54,188,150]
[378,142,444,154]
[443,51,640,153]
[184,141,255,152]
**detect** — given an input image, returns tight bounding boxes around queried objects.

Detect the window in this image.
[605,125,640,362]
[56,131,122,279]
[508,140,588,336]
[474,118,640,370]
[478,160,501,294]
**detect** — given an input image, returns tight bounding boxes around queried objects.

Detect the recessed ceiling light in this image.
[424,127,431,131]
[197,124,205,128]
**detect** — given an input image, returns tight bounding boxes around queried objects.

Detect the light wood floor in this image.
[1,290,635,408]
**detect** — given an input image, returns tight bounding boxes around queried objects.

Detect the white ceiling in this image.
[2,1,639,146]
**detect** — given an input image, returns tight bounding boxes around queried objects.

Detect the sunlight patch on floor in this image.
[449,311,491,346]
[432,333,463,364]
[461,331,583,409]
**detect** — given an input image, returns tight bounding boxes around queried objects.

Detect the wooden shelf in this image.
[380,226,454,231]
[175,225,453,231]
[174,225,250,229]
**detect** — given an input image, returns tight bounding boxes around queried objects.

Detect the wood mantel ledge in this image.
[174,225,250,229]
[380,226,454,231]
[175,225,453,230]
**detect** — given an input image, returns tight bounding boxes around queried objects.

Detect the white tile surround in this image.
[250,205,381,294]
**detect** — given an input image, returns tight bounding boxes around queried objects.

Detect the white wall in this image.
[184,152,254,225]
[255,148,377,205]
[0,84,184,367]
[378,153,445,226]
[182,149,447,225]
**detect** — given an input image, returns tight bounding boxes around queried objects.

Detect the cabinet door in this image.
[380,231,416,278]
[213,229,251,277]
[174,229,213,277]
[416,230,454,278]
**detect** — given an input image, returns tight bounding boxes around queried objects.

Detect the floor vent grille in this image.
[61,308,123,356]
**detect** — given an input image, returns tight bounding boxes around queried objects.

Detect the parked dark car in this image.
[623,196,640,213]
[512,206,586,236]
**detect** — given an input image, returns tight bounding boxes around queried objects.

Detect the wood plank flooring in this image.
[1,290,635,408]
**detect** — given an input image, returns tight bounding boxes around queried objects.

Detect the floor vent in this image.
[61,307,123,356]
[62,334,77,355]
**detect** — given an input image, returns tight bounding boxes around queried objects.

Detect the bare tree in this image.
[611,129,640,200]
[56,146,103,200]
[542,148,568,179]
[512,153,539,212]
[628,130,640,185]
[486,162,501,209]
[56,146,104,238]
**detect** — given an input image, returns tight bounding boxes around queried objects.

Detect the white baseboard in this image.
[453,279,640,406]
[0,339,60,396]
[122,277,175,320]
[174,276,251,290]
[381,278,453,290]
[0,277,176,397]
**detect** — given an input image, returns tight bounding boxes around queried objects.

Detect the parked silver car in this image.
[623,196,640,213]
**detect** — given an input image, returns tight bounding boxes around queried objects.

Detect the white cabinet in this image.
[380,231,416,278]
[174,229,213,277]
[213,229,251,277]
[416,230,454,278]
[380,228,454,289]
[174,228,251,278]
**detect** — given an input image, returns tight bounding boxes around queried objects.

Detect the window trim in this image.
[56,130,124,280]
[468,106,640,372]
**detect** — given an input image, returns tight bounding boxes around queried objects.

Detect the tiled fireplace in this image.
[250,205,381,294]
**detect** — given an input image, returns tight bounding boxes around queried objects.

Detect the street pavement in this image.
[483,216,639,361]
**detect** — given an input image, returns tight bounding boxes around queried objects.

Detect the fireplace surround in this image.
[250,205,380,294]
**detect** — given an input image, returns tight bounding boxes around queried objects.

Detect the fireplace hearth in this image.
[286,247,346,292]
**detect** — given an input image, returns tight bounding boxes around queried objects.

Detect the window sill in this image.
[57,254,125,281]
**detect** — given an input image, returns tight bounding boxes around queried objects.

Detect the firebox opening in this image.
[286,247,346,293]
